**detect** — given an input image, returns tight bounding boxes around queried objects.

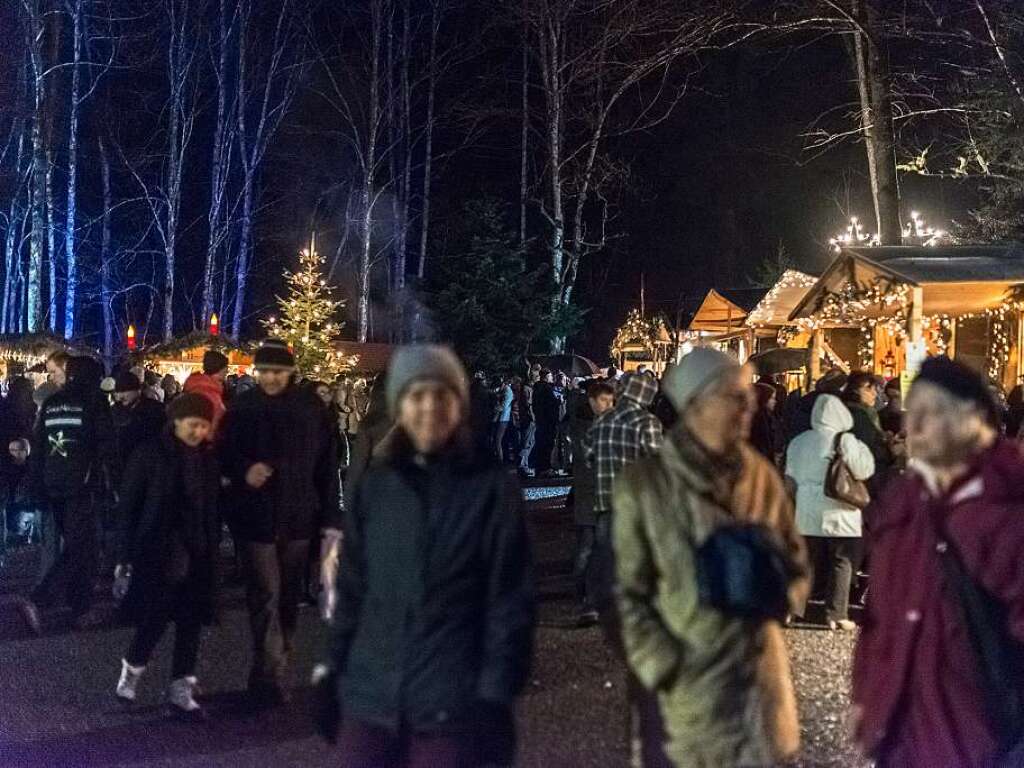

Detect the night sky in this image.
[0,1,989,360]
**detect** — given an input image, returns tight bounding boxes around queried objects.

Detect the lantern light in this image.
[209,313,219,336]
[127,324,137,351]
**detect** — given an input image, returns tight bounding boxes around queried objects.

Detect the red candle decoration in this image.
[209,312,219,336]
[126,324,137,351]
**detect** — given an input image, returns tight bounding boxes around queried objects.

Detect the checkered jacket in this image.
[585,374,664,513]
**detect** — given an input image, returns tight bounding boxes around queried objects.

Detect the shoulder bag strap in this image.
[927,504,1024,751]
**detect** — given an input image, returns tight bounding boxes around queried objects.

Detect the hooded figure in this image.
[183,350,229,437]
[785,394,874,627]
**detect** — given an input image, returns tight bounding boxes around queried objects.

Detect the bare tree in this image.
[417,0,443,279]
[1,115,30,334]
[120,0,202,341]
[229,0,304,338]
[22,0,48,332]
[850,0,900,243]
[203,0,237,327]
[312,0,393,343]
[522,0,753,351]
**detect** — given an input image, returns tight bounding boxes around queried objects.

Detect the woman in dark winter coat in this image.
[113,394,222,720]
[321,345,535,768]
[843,371,897,495]
[749,382,779,462]
[1,377,37,446]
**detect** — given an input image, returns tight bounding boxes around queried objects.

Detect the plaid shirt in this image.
[585,374,664,513]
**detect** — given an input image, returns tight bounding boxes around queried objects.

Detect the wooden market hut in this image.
[0,333,95,382]
[744,270,821,390]
[610,309,676,375]
[676,288,767,363]
[133,332,254,382]
[788,244,1024,390]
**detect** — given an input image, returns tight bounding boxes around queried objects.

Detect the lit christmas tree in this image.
[263,234,358,379]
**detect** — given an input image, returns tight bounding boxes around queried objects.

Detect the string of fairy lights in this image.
[787,275,1022,382]
[828,212,947,253]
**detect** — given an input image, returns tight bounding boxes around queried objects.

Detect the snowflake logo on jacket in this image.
[48,431,71,458]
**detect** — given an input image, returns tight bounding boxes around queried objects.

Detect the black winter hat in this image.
[254,339,295,371]
[114,371,142,393]
[167,392,215,423]
[914,356,1000,427]
[203,350,229,375]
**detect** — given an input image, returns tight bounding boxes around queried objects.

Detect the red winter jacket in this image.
[853,439,1024,767]
[183,372,226,436]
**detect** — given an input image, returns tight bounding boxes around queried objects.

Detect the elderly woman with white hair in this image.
[613,348,809,768]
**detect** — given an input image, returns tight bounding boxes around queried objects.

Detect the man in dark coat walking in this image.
[220,340,341,707]
[27,355,112,629]
[111,371,166,489]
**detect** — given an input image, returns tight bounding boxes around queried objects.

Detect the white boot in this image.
[168,676,205,720]
[116,659,145,702]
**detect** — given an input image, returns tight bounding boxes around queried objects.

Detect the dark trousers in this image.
[532,425,555,473]
[573,524,597,608]
[491,421,509,463]
[801,536,864,622]
[32,495,97,617]
[241,538,310,690]
[338,720,481,768]
[518,423,536,470]
[627,673,675,768]
[126,588,203,678]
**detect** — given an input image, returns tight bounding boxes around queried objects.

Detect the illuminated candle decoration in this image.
[127,324,137,351]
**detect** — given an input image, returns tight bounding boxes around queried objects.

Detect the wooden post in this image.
[809,328,823,384]
[908,286,923,342]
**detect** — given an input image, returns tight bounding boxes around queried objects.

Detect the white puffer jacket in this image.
[785,394,875,537]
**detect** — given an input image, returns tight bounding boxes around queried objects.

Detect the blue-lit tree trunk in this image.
[2,117,28,335]
[46,153,57,333]
[62,0,83,339]
[204,0,235,328]
[24,0,47,333]
[98,135,114,361]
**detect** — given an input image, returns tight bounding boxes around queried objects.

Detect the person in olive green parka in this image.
[613,349,809,768]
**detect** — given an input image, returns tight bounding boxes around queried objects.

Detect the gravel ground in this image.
[0,496,869,767]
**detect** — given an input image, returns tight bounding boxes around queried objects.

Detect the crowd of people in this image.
[3,339,1024,768]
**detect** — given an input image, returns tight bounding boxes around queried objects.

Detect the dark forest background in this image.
[1,0,1022,366]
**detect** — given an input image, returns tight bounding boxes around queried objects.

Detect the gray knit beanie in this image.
[386,345,469,417]
[662,347,740,411]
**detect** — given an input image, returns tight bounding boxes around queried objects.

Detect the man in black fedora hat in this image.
[221,339,341,708]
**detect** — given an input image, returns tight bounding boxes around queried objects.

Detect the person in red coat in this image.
[183,351,228,437]
[852,356,1024,768]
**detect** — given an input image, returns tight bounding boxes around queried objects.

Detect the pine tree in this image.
[425,199,560,373]
[263,236,357,379]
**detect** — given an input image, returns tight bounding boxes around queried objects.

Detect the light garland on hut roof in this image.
[746,270,819,327]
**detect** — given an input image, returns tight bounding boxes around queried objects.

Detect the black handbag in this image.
[930,510,1024,765]
[696,523,799,623]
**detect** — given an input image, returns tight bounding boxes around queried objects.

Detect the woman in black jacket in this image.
[113,394,221,720]
[322,345,535,768]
